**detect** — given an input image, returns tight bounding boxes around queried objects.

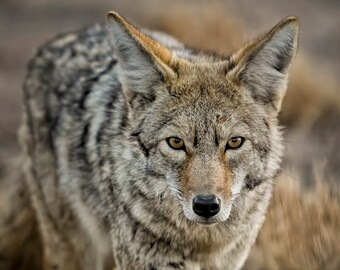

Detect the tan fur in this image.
[180,155,232,202]
[5,10,299,270]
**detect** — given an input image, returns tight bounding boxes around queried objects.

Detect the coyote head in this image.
[108,12,299,225]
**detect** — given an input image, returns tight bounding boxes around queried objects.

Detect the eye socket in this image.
[166,137,185,151]
[226,137,245,150]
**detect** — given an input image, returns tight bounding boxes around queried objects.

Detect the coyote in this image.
[19,11,298,270]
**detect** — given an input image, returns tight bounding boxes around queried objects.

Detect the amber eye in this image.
[166,137,185,150]
[226,137,245,150]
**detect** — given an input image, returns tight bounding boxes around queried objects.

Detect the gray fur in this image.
[20,13,298,270]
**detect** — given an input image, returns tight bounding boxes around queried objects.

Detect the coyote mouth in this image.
[190,216,221,226]
[196,219,219,226]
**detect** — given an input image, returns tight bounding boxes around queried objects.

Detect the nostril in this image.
[192,195,221,218]
[209,202,220,213]
[193,202,205,213]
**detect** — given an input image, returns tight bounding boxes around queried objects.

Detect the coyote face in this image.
[108,12,298,225]
[131,71,276,225]
[130,66,284,224]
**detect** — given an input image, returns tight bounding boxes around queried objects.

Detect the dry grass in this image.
[244,172,340,269]
[0,1,339,269]
[0,160,42,270]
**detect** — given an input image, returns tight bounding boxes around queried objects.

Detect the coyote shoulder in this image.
[20,11,298,270]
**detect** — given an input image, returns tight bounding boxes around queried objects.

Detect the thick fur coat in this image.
[19,12,298,270]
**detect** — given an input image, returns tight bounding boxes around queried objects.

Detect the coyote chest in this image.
[22,11,298,270]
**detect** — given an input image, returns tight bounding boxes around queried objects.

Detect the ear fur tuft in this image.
[107,12,174,67]
[228,16,299,112]
[107,11,176,106]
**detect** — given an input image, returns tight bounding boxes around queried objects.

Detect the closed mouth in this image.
[195,217,219,225]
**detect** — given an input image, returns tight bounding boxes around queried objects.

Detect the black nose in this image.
[192,195,220,218]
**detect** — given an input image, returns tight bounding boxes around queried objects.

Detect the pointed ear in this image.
[228,17,299,114]
[107,11,177,107]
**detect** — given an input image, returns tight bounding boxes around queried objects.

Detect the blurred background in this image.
[0,0,339,269]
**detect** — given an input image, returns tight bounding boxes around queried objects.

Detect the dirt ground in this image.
[0,0,339,269]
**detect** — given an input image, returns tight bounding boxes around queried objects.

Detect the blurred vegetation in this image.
[0,0,339,269]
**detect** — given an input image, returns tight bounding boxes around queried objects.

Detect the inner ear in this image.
[227,17,299,113]
[107,11,177,83]
[106,11,182,119]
